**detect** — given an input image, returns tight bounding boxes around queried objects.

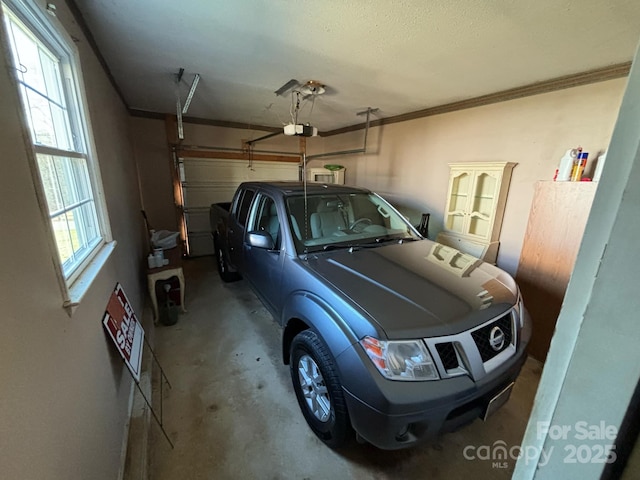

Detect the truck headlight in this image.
[360,336,439,381]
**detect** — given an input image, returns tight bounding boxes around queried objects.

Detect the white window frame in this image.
[1,0,115,312]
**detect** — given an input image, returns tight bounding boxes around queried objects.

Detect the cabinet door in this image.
[466,170,501,239]
[444,170,472,234]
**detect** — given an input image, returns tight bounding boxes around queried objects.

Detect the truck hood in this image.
[303,239,518,339]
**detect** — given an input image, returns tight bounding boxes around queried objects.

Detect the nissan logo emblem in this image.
[489,326,505,351]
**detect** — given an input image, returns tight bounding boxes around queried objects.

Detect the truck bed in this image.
[210,201,232,232]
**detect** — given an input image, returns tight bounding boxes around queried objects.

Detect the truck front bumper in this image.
[338,311,532,450]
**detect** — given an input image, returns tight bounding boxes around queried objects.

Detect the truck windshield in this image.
[285,192,421,253]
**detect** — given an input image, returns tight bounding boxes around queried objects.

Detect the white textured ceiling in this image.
[74,0,640,132]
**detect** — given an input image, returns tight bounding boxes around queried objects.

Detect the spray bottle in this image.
[555,148,578,181]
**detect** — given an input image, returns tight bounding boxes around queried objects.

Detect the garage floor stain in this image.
[149,257,543,480]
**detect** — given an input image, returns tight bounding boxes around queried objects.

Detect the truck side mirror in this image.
[247,231,275,250]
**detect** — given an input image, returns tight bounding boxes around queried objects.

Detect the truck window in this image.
[230,189,244,217]
[251,195,281,249]
[236,189,255,227]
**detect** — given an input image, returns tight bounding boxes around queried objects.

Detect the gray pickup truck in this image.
[210,181,531,450]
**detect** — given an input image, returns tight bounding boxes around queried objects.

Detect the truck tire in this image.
[214,236,240,283]
[290,330,351,449]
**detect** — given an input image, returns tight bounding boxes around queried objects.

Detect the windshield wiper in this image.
[322,243,357,251]
[398,237,418,243]
[321,236,418,252]
[322,243,379,252]
[369,235,418,244]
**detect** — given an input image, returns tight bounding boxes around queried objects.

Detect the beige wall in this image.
[310,79,626,274]
[0,2,145,479]
[130,117,177,231]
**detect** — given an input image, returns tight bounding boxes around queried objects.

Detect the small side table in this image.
[147,247,187,322]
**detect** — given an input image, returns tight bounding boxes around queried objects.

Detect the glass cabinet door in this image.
[445,171,471,233]
[467,171,499,238]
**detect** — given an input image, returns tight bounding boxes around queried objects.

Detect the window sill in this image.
[63,240,117,315]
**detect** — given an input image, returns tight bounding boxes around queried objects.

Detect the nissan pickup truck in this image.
[209,181,531,450]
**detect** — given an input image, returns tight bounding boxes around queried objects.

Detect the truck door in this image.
[243,193,285,315]
[229,188,255,270]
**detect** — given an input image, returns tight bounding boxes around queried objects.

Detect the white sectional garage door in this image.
[180,156,299,256]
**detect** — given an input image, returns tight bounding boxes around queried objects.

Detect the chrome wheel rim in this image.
[298,354,331,422]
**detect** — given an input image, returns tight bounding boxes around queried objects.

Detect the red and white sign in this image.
[103,283,145,381]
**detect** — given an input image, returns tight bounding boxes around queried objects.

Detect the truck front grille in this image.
[471,313,512,362]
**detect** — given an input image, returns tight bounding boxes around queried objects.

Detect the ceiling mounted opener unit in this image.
[274,79,327,137]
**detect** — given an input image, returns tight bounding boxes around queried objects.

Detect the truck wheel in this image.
[214,238,240,282]
[290,330,351,449]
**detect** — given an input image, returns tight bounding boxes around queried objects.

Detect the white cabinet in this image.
[436,162,516,264]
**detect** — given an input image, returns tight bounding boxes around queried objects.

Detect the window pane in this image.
[78,201,99,247]
[49,101,73,150]
[21,85,72,150]
[7,17,45,93]
[36,154,63,213]
[23,86,56,146]
[55,155,77,207]
[56,204,100,277]
[39,46,64,105]
[36,154,89,212]
[6,10,73,150]
[71,157,91,202]
[51,212,73,265]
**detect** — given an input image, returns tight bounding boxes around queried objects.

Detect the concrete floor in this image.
[149,257,543,480]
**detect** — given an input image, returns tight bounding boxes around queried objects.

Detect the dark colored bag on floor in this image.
[159,284,179,326]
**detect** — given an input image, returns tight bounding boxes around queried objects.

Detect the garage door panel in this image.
[183,159,253,183]
[184,209,210,232]
[182,158,299,187]
[187,232,215,256]
[182,184,238,207]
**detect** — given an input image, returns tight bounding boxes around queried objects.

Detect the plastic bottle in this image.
[556,148,578,181]
[153,248,164,268]
[571,152,588,181]
[147,253,155,269]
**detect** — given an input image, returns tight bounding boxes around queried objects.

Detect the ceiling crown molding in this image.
[323,62,631,137]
